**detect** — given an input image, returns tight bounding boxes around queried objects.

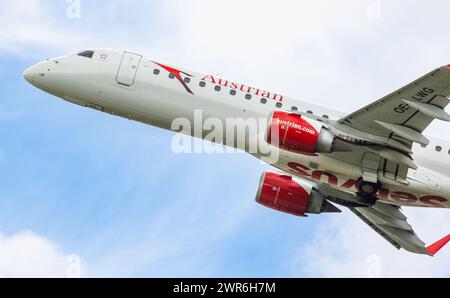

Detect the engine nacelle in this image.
[255,172,340,217]
[266,111,336,154]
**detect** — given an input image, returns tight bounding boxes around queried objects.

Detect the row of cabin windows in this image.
[153,68,330,117]
[156,68,449,153]
[210,83,284,108]
[420,144,450,154]
[435,146,450,155]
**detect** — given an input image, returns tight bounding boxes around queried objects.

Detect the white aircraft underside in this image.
[24,48,450,255]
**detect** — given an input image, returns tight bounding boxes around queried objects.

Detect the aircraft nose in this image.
[23,64,38,84]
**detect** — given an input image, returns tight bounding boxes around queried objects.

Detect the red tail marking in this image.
[426,234,450,256]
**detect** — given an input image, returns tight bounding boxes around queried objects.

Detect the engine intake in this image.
[255,172,341,217]
[266,111,338,154]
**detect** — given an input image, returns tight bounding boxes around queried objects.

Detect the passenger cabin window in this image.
[77,50,94,58]
[291,106,298,111]
[436,146,442,152]
[276,102,283,108]
[230,90,236,96]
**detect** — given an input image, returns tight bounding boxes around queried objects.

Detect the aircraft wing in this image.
[338,65,450,148]
[351,203,428,255]
[316,184,450,255]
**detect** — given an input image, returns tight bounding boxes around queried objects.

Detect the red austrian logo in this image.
[152,61,284,102]
[153,61,194,94]
[201,75,283,102]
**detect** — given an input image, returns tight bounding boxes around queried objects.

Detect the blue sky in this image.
[0,0,449,277]
[2,53,319,276]
[1,42,322,277]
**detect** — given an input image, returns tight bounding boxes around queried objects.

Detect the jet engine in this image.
[266,111,339,154]
[255,172,341,217]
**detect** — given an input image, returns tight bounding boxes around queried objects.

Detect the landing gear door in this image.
[116,52,142,86]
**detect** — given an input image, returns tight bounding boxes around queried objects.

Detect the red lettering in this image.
[201,75,216,84]
[341,179,358,190]
[230,82,238,89]
[312,171,338,186]
[261,91,271,98]
[377,188,389,200]
[200,75,284,101]
[240,85,251,93]
[287,162,310,177]
[419,195,448,208]
[272,93,283,102]
[285,163,448,209]
[218,78,228,87]
[391,192,417,203]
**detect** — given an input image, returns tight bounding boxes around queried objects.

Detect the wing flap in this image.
[351,207,402,250]
[356,207,412,230]
[376,225,428,255]
[371,201,407,220]
[351,204,429,255]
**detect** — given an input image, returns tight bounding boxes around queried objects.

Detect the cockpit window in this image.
[77,50,94,58]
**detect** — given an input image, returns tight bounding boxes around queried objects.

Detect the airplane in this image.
[23,49,450,256]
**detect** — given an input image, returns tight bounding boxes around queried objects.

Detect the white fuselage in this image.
[23,49,450,208]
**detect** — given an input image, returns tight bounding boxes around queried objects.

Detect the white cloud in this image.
[291,208,450,277]
[156,1,366,89]
[0,231,78,277]
[0,0,88,57]
[154,0,450,136]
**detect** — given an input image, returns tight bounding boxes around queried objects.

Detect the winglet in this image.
[426,234,450,256]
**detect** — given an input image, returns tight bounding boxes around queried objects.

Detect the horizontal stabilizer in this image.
[426,234,450,256]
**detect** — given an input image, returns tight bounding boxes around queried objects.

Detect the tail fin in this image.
[426,234,450,256]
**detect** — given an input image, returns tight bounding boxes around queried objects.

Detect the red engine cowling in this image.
[266,111,335,154]
[255,172,340,217]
